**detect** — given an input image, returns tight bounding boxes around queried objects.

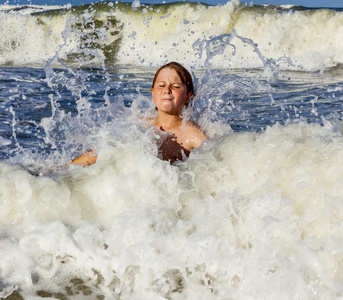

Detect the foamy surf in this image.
[1,0,343,298]
[1,0,343,70]
[1,120,343,299]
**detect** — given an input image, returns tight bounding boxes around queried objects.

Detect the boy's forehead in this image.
[156,68,182,82]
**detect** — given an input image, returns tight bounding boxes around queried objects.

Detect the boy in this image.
[71,62,206,166]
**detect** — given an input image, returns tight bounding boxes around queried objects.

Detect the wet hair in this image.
[151,62,194,95]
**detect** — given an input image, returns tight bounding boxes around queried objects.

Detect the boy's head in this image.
[151,62,194,96]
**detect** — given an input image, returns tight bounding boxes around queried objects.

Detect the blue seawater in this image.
[0,1,343,299]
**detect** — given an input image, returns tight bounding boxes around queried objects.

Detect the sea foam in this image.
[1,1,343,70]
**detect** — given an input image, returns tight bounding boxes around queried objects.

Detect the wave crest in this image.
[0,1,342,70]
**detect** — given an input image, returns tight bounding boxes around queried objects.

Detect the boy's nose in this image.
[164,85,172,93]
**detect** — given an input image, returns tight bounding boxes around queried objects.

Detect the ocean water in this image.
[1,0,343,299]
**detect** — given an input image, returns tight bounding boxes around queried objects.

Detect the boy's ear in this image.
[185,91,193,103]
[151,87,154,93]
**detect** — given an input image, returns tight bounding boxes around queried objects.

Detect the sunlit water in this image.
[1,1,343,299]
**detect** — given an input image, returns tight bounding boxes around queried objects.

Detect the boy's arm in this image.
[70,150,97,166]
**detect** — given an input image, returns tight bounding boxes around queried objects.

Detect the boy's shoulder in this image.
[184,121,205,135]
[182,121,207,148]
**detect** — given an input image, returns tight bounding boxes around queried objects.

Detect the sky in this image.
[3,0,343,8]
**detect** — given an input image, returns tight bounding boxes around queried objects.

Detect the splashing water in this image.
[1,1,343,299]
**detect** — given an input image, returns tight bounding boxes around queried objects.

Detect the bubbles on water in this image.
[131,0,141,10]
[2,4,343,298]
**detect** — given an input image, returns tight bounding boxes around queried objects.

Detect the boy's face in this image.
[151,68,192,115]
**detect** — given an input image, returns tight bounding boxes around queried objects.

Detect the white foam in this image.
[115,1,343,70]
[1,2,343,70]
[1,121,343,298]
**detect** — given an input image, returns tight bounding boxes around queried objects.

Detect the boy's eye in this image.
[172,84,185,89]
[154,82,184,89]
